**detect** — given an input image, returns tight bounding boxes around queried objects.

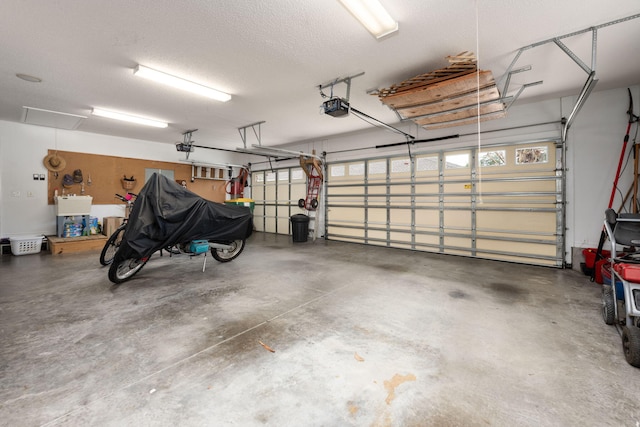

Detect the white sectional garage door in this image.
[326,140,564,267]
[251,167,307,234]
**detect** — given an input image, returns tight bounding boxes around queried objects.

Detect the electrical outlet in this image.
[33,174,39,180]
[39,174,45,180]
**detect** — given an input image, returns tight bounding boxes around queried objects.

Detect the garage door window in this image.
[516,146,548,164]
[479,150,506,167]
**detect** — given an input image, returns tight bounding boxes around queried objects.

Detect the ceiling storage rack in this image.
[377,13,640,133]
[376,52,508,130]
[235,121,322,160]
[499,12,640,141]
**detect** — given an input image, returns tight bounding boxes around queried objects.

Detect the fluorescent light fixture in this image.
[133,65,232,102]
[338,0,398,39]
[22,106,87,130]
[92,108,168,128]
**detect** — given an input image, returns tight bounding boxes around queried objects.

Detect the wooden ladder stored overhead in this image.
[376,52,506,129]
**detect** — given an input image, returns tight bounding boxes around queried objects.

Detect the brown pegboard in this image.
[46,150,227,204]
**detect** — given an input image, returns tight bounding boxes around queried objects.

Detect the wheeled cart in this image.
[602,208,640,367]
[298,150,323,211]
[296,150,324,241]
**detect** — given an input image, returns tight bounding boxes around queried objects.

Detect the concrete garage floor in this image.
[1,232,638,427]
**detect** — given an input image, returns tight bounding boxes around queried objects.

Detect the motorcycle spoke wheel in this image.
[108,257,148,284]
[211,239,245,263]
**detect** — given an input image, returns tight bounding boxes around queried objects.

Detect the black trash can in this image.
[290,214,310,242]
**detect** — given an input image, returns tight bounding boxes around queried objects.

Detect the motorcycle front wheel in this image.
[211,239,245,262]
[108,256,148,284]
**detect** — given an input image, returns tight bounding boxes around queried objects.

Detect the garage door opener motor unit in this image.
[323,98,349,117]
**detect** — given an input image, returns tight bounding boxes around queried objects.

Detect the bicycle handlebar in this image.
[114,192,137,203]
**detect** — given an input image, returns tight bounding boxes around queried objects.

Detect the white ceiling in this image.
[1,1,639,151]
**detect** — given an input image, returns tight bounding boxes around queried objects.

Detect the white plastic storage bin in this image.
[10,235,44,255]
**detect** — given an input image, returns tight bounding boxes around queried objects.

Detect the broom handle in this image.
[608,121,632,209]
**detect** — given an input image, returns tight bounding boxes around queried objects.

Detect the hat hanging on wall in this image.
[73,169,83,183]
[43,153,66,174]
[62,173,74,188]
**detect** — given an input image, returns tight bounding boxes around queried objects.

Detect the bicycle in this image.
[99,193,136,266]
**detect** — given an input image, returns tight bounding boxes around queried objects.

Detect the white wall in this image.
[2,84,638,263]
[569,85,640,249]
[0,121,245,237]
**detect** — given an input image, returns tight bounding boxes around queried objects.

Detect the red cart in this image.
[298,151,323,211]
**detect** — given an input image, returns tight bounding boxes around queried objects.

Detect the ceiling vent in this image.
[21,106,87,130]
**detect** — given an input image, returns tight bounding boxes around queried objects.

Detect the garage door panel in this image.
[326,141,563,267]
[331,186,363,196]
[444,236,472,249]
[390,210,411,226]
[277,218,290,234]
[443,199,471,208]
[332,197,365,206]
[368,185,387,196]
[476,229,556,241]
[265,186,276,201]
[291,183,306,201]
[368,208,387,224]
[415,201,439,209]
[415,209,439,227]
[368,229,387,240]
[276,184,289,202]
[264,217,276,233]
[390,183,412,195]
[265,205,276,218]
[415,233,439,246]
[253,166,322,237]
[415,185,439,203]
[329,207,364,223]
[389,200,412,209]
[328,226,364,238]
[477,204,557,211]
[443,182,471,193]
[480,180,556,193]
[444,211,471,229]
[390,231,411,243]
[476,239,555,257]
[253,205,265,232]
[476,211,556,234]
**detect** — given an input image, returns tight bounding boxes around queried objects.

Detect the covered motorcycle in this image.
[108,172,253,283]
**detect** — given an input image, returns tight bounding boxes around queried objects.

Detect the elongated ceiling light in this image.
[133,65,232,102]
[92,108,168,128]
[338,0,398,39]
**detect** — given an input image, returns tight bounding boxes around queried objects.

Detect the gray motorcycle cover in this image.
[116,172,253,259]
